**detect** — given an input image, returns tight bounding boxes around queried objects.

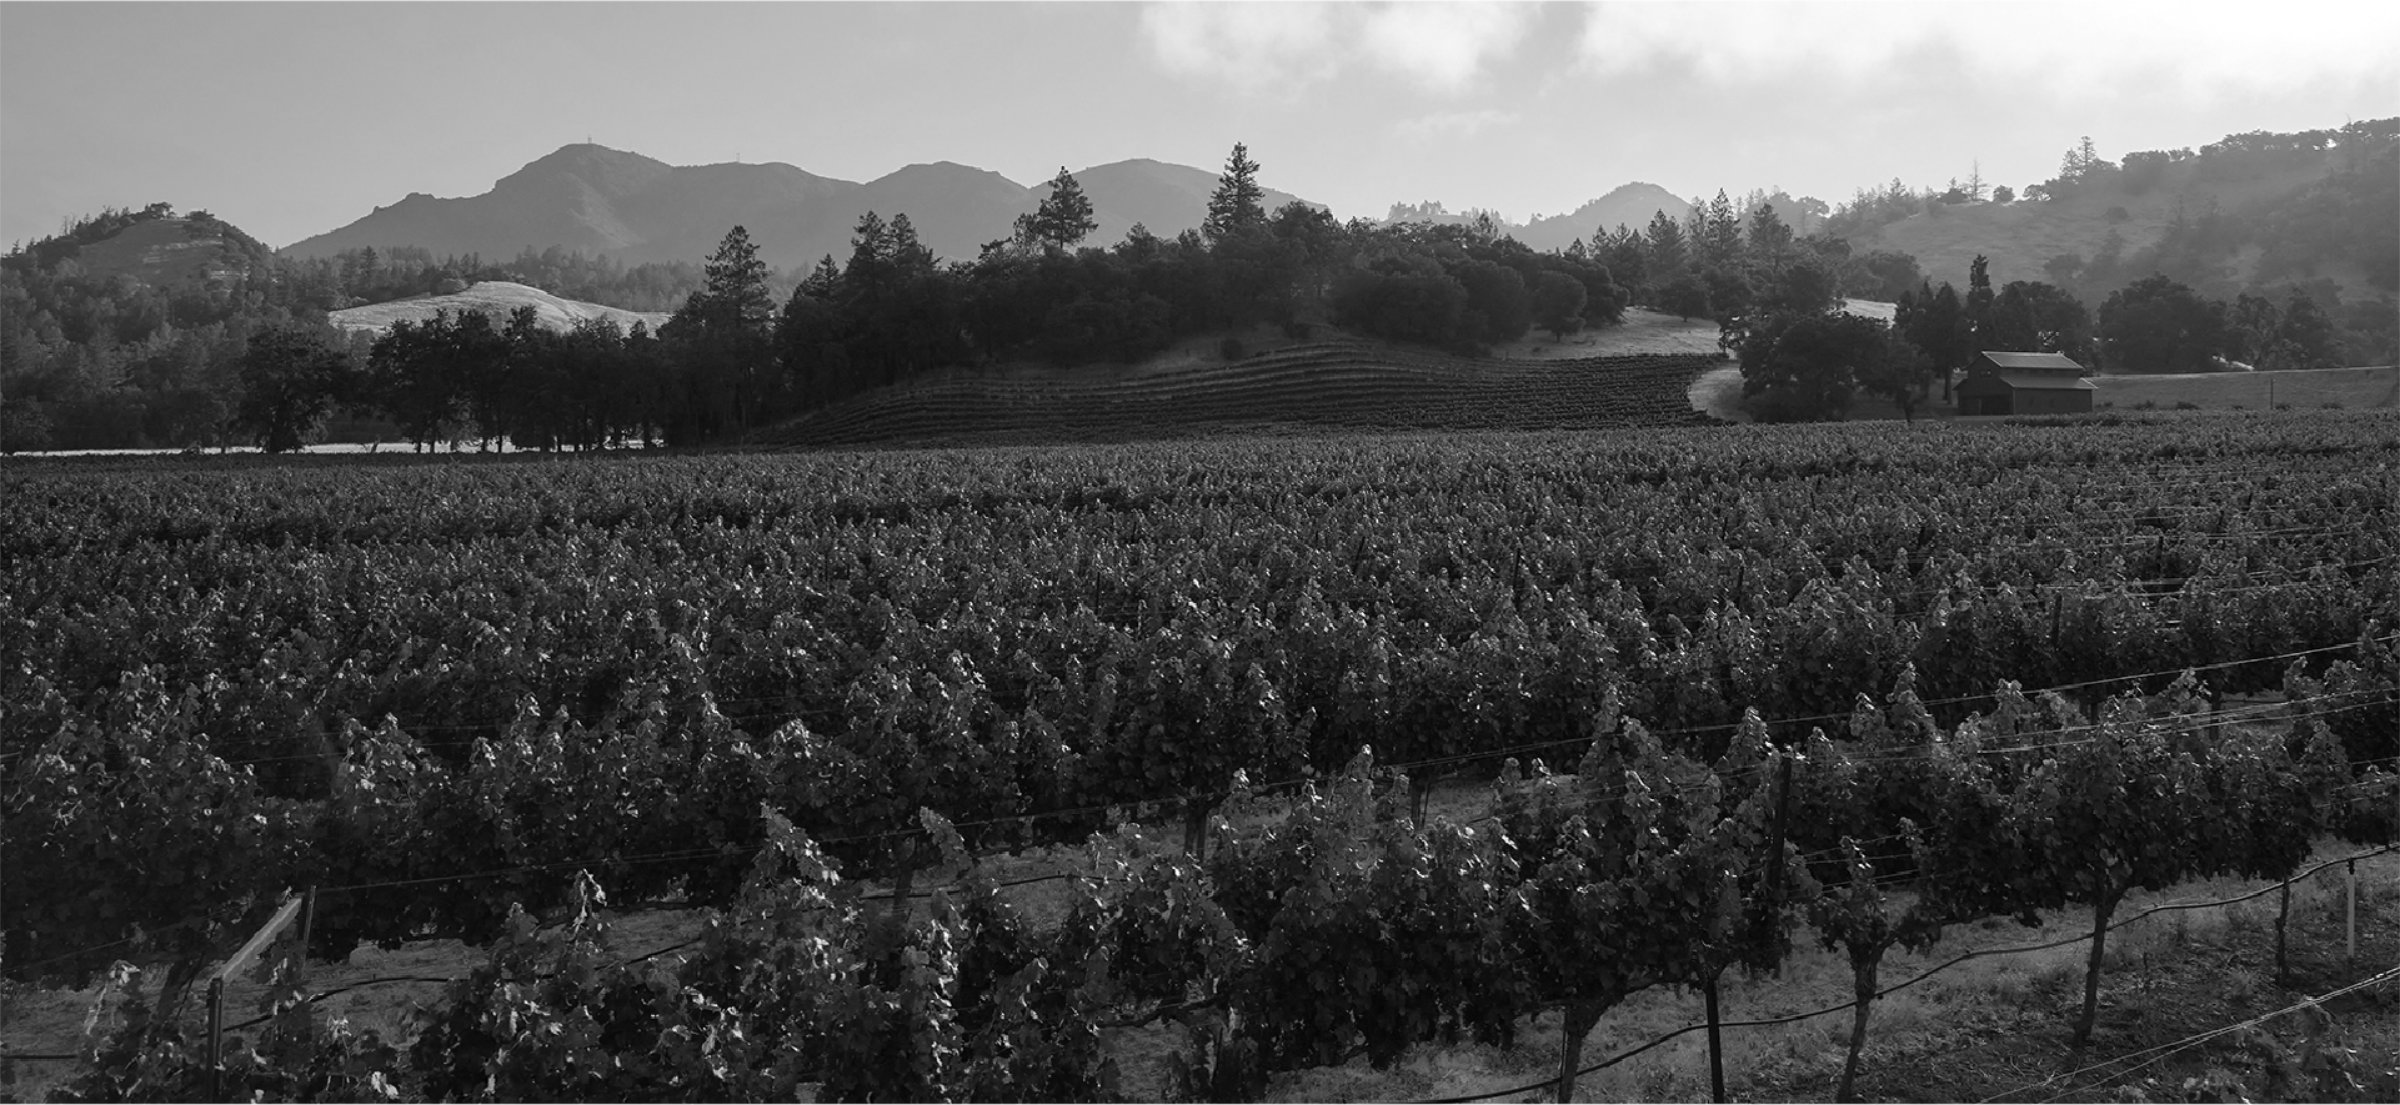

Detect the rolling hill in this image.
[1512,183,1695,251]
[283,144,1315,273]
[1845,136,2392,297]
[326,281,670,336]
[749,330,1722,450]
[21,212,272,286]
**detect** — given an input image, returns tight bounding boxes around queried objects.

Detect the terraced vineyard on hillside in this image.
[750,341,1722,448]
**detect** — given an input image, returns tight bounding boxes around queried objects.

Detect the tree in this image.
[1529,271,1587,341]
[1203,143,1267,245]
[662,225,782,441]
[1964,254,1995,352]
[1904,282,1969,402]
[1738,310,1899,421]
[1850,250,1925,303]
[1016,167,1098,254]
[1746,204,1795,265]
[236,325,351,453]
[1655,272,1711,321]
[1597,224,1648,298]
[1330,268,1469,347]
[2271,292,2342,369]
[1759,259,1838,317]
[2224,293,2283,365]
[1858,332,1932,421]
[2096,275,2227,373]
[1453,260,1531,346]
[1991,184,2015,204]
[685,225,774,332]
[1643,210,1688,278]
[1984,281,2095,365]
[1700,189,1743,267]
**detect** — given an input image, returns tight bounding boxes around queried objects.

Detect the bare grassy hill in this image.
[326,281,670,336]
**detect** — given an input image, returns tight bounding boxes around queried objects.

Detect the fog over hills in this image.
[283,145,1315,272]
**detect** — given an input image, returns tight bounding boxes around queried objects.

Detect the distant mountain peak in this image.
[282,144,1320,270]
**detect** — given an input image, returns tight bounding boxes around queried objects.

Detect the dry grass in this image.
[325,281,671,337]
[2095,365,2399,411]
[1490,309,1727,360]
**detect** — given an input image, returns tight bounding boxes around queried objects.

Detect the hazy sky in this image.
[4,1,2395,251]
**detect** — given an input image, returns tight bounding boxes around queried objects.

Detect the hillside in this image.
[750,329,1720,450]
[325,280,670,336]
[4,207,273,286]
[1513,183,1695,250]
[283,144,1315,272]
[58,215,264,285]
[1853,160,2328,289]
[1846,126,2397,300]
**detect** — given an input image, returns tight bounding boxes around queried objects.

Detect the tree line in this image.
[7,146,1661,452]
[0,204,712,452]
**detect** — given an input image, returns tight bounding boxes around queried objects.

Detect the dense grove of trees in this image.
[1582,190,1885,325]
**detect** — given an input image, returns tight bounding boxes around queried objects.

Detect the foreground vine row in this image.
[43,672,2400,1102]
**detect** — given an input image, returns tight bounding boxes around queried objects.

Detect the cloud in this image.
[1140,1,1536,94]
[1572,1,2400,99]
[1394,108,1522,141]
[1359,3,1537,93]
[1139,2,1342,90]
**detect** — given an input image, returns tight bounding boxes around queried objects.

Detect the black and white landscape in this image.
[4,4,2399,1102]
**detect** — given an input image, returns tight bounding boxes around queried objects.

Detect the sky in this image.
[3,0,2396,251]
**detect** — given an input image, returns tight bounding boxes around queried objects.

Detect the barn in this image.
[1954,351,2095,416]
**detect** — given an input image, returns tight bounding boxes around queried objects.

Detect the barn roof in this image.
[1979,350,2086,372]
[1958,371,2098,393]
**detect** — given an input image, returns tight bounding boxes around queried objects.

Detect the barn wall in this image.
[2016,388,2093,415]
[1955,378,2011,415]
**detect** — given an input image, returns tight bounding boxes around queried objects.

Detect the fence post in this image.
[206,977,224,1100]
[296,888,317,984]
[2348,858,2359,965]
[1704,977,1726,1104]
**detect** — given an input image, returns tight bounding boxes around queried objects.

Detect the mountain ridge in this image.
[283,144,1317,273]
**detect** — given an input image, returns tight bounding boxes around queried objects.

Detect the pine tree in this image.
[1018,166,1098,253]
[1203,143,1266,244]
[693,225,773,331]
[1747,204,1794,264]
[886,214,935,273]
[1644,210,1689,276]
[1702,189,1743,266]
[1965,255,1995,357]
